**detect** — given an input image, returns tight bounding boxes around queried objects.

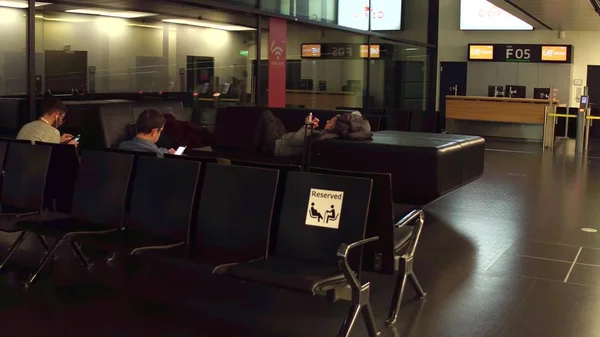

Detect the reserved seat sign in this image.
[305,188,344,229]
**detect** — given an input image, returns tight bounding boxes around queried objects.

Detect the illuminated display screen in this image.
[301,44,322,57]
[541,46,568,61]
[469,45,494,60]
[460,0,533,30]
[360,44,380,58]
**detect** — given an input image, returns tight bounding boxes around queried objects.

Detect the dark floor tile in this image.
[576,248,600,266]
[500,280,600,337]
[504,241,580,262]
[487,254,571,282]
[559,228,600,249]
[395,273,536,337]
[567,264,600,287]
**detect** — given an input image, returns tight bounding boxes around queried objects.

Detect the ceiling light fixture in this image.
[66,9,156,19]
[162,18,255,31]
[0,1,51,8]
[127,23,162,29]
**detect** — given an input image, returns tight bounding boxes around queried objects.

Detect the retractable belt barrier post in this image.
[545,94,590,153]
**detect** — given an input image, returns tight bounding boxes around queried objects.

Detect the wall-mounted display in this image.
[360,44,380,58]
[337,0,402,31]
[541,46,568,62]
[460,0,533,31]
[302,44,322,58]
[301,43,389,59]
[469,45,494,60]
[467,44,573,64]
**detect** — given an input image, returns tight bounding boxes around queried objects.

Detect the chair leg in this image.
[409,272,427,298]
[386,272,409,326]
[68,241,94,269]
[361,303,381,337]
[23,239,63,288]
[0,231,28,271]
[36,234,60,260]
[337,304,361,337]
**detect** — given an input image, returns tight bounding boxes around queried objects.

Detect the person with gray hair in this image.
[254,110,373,157]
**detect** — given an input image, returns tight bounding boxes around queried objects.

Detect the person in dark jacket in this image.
[255,110,372,156]
[119,109,175,158]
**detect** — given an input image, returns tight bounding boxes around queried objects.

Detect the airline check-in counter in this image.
[446,43,573,141]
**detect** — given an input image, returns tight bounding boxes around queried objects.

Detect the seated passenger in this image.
[119,109,175,158]
[255,110,372,156]
[17,98,78,145]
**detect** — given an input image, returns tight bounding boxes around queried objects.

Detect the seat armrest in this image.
[0,210,40,218]
[394,209,424,229]
[394,209,424,257]
[337,236,379,290]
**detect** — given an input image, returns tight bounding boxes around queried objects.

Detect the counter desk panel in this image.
[446,96,553,125]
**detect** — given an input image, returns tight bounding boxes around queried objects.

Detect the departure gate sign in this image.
[467,44,573,63]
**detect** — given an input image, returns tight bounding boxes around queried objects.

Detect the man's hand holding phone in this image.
[61,133,79,147]
[304,114,319,128]
[60,133,74,143]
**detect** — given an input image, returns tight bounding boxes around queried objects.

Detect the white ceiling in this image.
[488,0,600,30]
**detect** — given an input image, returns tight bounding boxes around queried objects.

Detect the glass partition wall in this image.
[12,0,435,120]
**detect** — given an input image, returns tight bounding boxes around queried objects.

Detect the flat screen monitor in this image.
[505,85,526,98]
[337,0,402,31]
[533,88,550,100]
[301,44,322,58]
[541,46,568,62]
[460,0,533,30]
[360,44,380,58]
[300,79,313,90]
[488,85,504,97]
[469,45,494,60]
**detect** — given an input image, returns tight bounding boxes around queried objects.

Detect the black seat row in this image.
[0,143,427,335]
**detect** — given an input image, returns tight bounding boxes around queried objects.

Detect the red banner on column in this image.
[268,18,287,108]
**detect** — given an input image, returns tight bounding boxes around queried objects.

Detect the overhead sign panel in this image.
[460,0,533,31]
[360,44,380,58]
[302,44,322,58]
[541,46,568,62]
[469,45,494,60]
[337,0,403,31]
[468,44,573,63]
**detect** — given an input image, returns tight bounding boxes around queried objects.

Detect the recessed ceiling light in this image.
[0,1,51,8]
[162,18,255,31]
[66,9,156,18]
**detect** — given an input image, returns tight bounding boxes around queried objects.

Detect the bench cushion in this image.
[224,257,346,293]
[312,131,485,205]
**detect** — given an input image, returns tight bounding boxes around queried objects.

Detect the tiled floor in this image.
[3,138,600,336]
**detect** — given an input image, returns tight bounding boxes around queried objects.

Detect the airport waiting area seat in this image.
[311,167,427,325]
[0,140,436,337]
[223,171,381,337]
[206,106,485,205]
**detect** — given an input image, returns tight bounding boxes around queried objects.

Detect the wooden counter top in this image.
[446,95,557,104]
[446,95,552,125]
[287,90,357,96]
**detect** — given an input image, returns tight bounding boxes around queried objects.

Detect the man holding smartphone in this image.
[119,109,175,157]
[16,98,78,146]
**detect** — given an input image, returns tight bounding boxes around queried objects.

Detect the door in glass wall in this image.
[368,40,430,131]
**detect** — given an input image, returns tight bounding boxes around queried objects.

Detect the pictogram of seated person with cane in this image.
[325,205,338,224]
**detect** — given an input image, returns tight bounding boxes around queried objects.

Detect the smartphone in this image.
[73,134,81,142]
[174,146,187,156]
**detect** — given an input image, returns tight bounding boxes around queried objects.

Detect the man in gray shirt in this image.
[119,109,175,157]
[17,98,77,145]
